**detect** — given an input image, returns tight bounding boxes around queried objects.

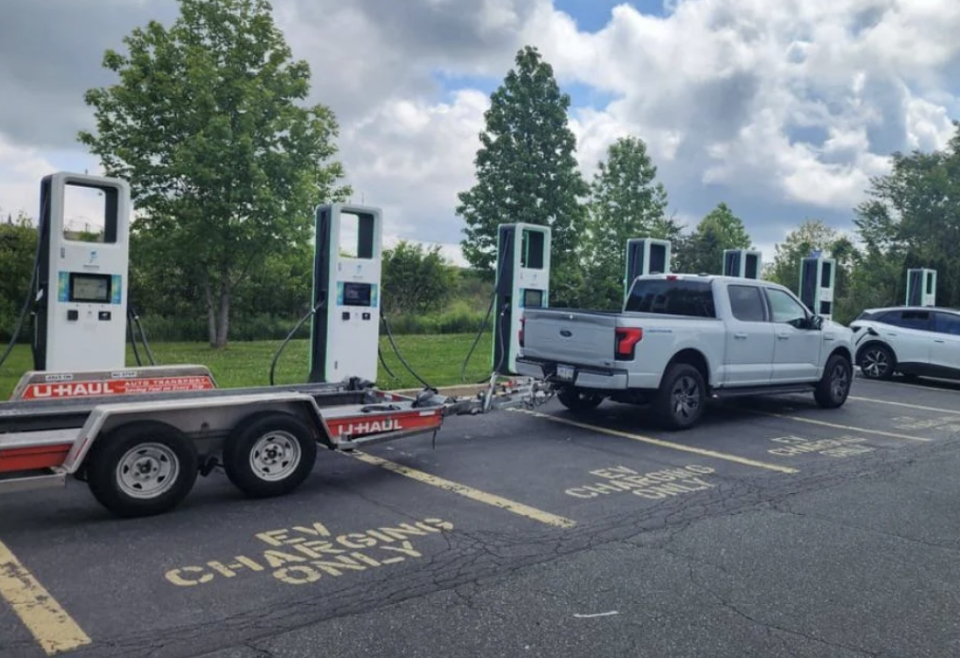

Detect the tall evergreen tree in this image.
[456,45,588,305]
[584,135,673,307]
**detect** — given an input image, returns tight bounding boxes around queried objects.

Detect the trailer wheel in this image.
[222,412,317,498]
[86,421,199,518]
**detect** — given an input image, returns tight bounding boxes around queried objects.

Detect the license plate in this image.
[556,364,575,381]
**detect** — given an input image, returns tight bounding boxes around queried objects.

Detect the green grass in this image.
[0,334,496,400]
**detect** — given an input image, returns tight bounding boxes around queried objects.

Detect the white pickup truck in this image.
[516,273,855,430]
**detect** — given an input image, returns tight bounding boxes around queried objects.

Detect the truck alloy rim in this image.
[117,443,180,499]
[249,431,301,481]
[861,349,888,377]
[671,376,700,418]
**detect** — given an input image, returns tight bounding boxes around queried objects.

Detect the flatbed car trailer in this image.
[0,365,551,518]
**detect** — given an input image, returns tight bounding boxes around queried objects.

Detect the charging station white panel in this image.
[624,238,671,299]
[906,268,937,307]
[799,255,836,320]
[308,203,382,383]
[722,249,762,279]
[495,223,551,375]
[34,172,131,372]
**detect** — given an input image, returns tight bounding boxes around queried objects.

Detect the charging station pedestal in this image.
[722,249,762,279]
[799,255,836,320]
[308,203,382,384]
[494,223,551,376]
[33,172,131,372]
[625,238,671,298]
[906,268,937,307]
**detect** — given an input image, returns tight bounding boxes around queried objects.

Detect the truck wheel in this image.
[815,353,852,408]
[222,412,317,498]
[86,421,199,518]
[858,343,895,380]
[557,388,604,413]
[652,363,706,430]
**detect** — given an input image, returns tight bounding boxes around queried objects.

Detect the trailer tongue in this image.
[0,365,551,518]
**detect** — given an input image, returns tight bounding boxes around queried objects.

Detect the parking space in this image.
[2,373,960,657]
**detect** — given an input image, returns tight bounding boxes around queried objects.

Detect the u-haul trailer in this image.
[0,366,549,518]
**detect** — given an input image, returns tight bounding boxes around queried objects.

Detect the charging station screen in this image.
[69,273,111,303]
[341,282,372,306]
[523,289,543,307]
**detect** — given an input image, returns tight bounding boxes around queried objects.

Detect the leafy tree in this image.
[583,135,673,307]
[381,241,456,316]
[77,0,351,348]
[0,212,37,342]
[456,45,589,306]
[673,202,753,275]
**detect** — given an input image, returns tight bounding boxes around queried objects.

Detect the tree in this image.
[0,212,37,342]
[673,202,752,275]
[456,45,589,306]
[77,0,351,348]
[583,135,673,308]
[381,241,456,316]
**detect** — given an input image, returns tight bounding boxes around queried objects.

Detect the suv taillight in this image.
[615,327,643,360]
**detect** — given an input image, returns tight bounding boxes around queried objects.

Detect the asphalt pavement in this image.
[2,373,960,658]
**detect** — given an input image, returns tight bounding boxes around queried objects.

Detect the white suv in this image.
[850,306,960,381]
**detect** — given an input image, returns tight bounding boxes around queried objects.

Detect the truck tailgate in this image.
[522,310,618,368]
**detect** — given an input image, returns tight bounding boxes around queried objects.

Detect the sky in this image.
[1,0,959,269]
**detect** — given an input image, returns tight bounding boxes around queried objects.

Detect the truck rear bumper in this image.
[516,357,630,390]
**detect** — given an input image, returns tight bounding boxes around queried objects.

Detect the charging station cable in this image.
[0,196,48,372]
[380,314,435,391]
[268,299,326,386]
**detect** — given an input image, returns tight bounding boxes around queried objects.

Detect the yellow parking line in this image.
[514,409,799,474]
[0,538,91,655]
[849,395,960,416]
[350,451,577,529]
[752,410,931,442]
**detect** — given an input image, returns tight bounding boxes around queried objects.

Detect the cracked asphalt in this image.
[3,374,960,657]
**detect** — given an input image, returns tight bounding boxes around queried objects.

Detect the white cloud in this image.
[2,0,960,272]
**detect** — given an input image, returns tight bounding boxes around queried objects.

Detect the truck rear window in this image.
[625,279,716,317]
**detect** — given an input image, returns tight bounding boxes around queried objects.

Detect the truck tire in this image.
[557,387,604,413]
[85,421,199,518]
[814,353,852,408]
[652,363,706,430]
[222,412,317,499]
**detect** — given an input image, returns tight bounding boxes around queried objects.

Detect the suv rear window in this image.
[625,279,716,318]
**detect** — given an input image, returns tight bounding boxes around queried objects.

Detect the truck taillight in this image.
[519,317,525,347]
[615,327,642,360]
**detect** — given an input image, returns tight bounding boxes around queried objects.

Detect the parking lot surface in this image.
[3,373,960,657]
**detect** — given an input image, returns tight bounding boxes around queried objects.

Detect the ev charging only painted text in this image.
[164,517,452,587]
[565,464,716,500]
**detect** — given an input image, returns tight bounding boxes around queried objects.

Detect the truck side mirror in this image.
[809,315,824,330]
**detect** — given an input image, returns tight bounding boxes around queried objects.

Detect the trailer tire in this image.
[222,412,317,499]
[86,421,199,518]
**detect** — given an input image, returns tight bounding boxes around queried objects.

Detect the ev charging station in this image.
[624,238,671,298]
[308,203,383,384]
[494,222,551,376]
[906,268,937,307]
[33,172,131,372]
[722,249,762,279]
[799,253,836,320]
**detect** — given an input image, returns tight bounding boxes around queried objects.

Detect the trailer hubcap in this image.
[117,443,179,499]
[250,431,301,481]
[671,376,700,419]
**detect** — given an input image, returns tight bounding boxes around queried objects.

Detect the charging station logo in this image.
[84,249,100,270]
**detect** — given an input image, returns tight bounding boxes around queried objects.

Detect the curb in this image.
[388,383,489,398]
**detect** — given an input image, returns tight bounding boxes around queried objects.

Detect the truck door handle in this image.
[935,339,946,343]
[734,333,747,340]
[776,332,790,340]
